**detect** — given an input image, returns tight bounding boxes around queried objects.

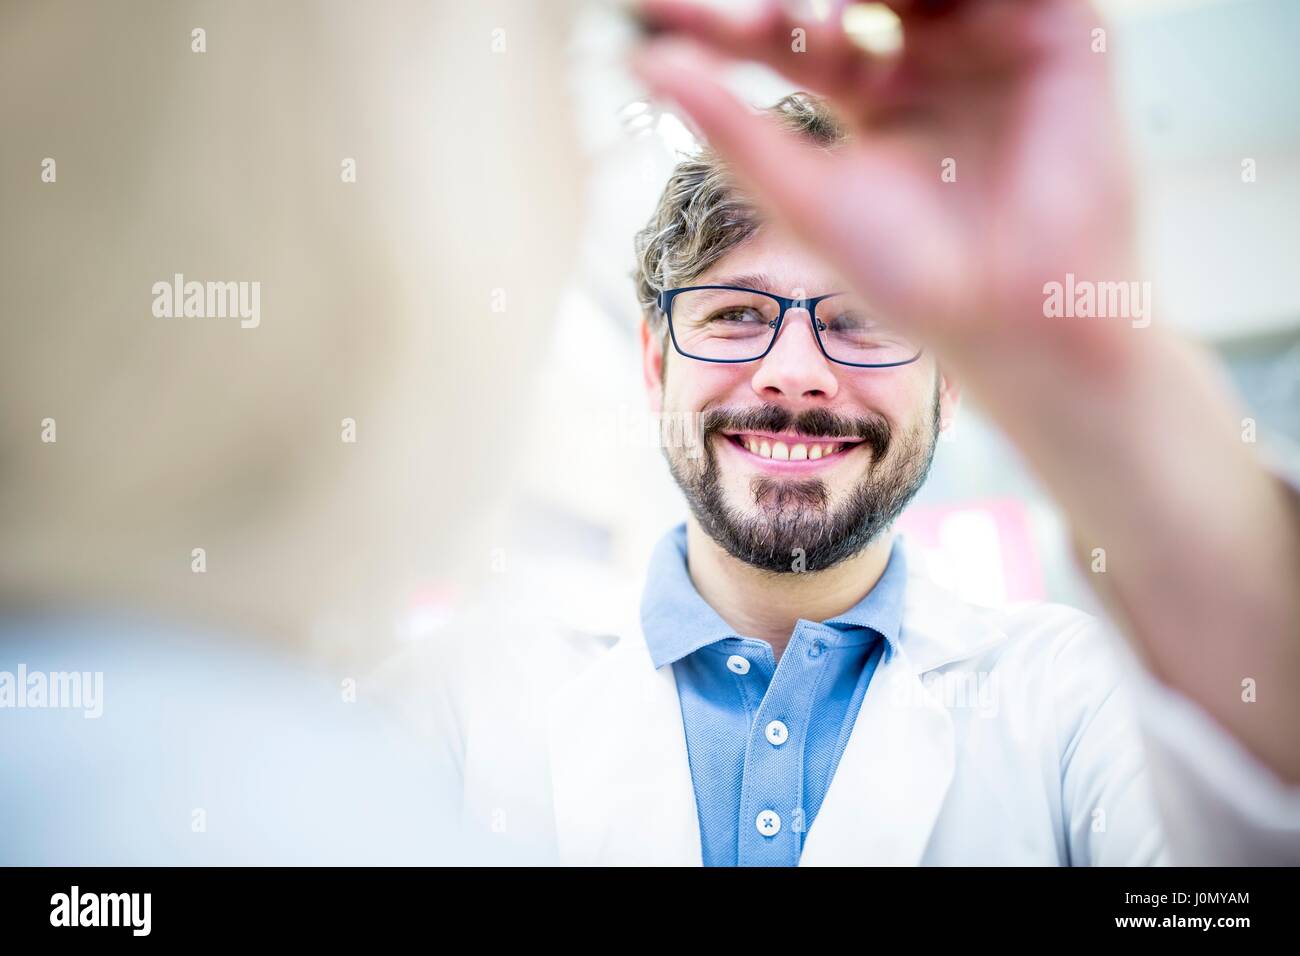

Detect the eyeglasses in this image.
[656,285,923,368]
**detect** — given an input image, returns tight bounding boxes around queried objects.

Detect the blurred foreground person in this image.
[0,0,582,863]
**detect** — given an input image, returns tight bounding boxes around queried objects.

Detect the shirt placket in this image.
[735,623,837,866]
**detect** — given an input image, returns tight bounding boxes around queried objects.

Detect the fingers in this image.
[634,0,885,106]
[629,35,837,236]
[629,35,959,337]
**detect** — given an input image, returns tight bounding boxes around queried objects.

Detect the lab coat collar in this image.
[546,535,1009,866]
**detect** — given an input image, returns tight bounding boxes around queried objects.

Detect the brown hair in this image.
[632,91,847,329]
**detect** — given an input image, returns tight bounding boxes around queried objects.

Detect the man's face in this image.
[642,226,957,573]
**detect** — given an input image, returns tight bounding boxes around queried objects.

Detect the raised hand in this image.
[630,0,1300,787]
[631,0,1136,366]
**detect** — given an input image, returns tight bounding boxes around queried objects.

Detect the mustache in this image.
[700,403,892,460]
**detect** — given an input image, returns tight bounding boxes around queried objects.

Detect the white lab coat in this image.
[377,535,1300,867]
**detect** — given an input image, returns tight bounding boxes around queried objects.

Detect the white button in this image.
[765,720,789,746]
[726,654,750,675]
[755,810,782,837]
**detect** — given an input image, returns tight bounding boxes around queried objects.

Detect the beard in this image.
[662,388,940,574]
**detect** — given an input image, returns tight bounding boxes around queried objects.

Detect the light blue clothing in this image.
[639,523,906,866]
[0,610,466,864]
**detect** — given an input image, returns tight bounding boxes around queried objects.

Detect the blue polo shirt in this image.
[639,522,906,866]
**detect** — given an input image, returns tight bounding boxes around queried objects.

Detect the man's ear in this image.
[936,362,962,434]
[641,316,665,414]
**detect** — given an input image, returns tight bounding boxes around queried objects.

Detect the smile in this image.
[719,431,866,471]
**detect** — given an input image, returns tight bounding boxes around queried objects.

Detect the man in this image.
[623,0,1300,865]
[377,0,1300,866]
[628,91,1165,866]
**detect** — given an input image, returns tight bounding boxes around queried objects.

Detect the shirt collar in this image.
[639,521,908,669]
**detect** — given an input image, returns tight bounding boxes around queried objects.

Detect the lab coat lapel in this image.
[545,538,1006,867]
[798,640,956,865]
[547,633,702,866]
[800,552,1007,866]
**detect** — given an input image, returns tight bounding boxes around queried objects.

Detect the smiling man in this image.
[618,0,1300,867]
[644,214,946,584]
[625,92,1161,866]
[370,79,1295,866]
[377,0,1300,866]
[650,242,944,581]
[378,80,1300,867]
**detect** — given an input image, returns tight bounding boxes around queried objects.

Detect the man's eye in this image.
[829,311,872,330]
[708,308,764,324]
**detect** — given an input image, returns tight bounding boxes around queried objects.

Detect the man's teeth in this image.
[739,436,842,460]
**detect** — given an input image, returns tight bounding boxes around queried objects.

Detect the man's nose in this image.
[750,306,839,400]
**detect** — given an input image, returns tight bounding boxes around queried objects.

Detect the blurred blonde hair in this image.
[0,0,584,653]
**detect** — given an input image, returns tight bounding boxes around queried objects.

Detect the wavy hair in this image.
[632,91,847,329]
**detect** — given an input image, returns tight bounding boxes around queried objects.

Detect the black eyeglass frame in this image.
[656,284,924,368]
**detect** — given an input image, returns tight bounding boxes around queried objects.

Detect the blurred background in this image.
[488,0,1300,641]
